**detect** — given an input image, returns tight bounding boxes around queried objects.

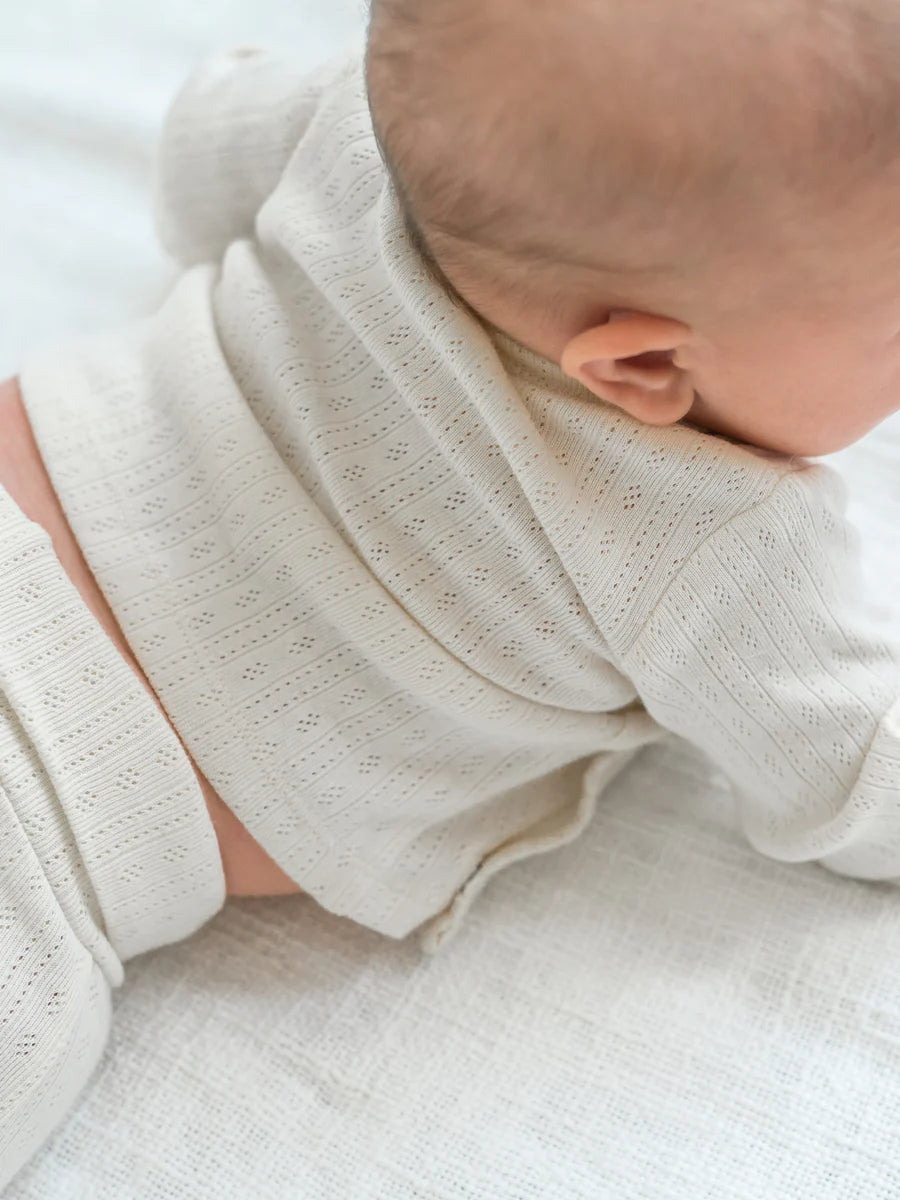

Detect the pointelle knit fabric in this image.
[17,43,900,956]
[0,484,226,1189]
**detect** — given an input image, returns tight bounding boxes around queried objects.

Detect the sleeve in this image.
[152,46,344,267]
[614,461,900,883]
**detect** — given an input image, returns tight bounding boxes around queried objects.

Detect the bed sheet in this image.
[4,4,900,1197]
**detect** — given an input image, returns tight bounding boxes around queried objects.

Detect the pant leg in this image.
[0,486,226,1190]
[0,764,115,1190]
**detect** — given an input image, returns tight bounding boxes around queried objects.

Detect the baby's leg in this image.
[0,375,303,901]
[0,485,225,1188]
[0,730,114,1186]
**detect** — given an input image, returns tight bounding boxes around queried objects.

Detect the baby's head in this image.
[366,0,900,456]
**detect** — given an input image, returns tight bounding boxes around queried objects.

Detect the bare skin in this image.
[367,0,900,458]
[0,374,302,900]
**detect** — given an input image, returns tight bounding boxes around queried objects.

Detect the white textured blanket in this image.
[4,3,900,1197]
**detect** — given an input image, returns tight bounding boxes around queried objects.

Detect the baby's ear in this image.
[560,311,695,426]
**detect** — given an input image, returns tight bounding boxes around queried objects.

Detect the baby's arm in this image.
[0,375,301,899]
[154,47,344,267]
[613,462,900,882]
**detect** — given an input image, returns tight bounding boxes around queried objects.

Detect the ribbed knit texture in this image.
[17,45,900,953]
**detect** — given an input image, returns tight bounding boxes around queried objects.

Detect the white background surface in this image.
[5,4,900,1197]
[0,0,363,379]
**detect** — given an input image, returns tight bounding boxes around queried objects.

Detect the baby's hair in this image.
[366,0,900,317]
[365,0,496,312]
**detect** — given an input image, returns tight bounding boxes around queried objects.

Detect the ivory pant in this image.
[0,486,225,1190]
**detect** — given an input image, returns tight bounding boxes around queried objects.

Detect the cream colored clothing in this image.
[18,45,900,952]
[0,486,225,1190]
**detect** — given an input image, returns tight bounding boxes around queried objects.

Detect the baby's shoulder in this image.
[495,327,803,514]
[491,331,851,641]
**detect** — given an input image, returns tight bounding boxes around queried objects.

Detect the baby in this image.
[5,0,900,1183]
